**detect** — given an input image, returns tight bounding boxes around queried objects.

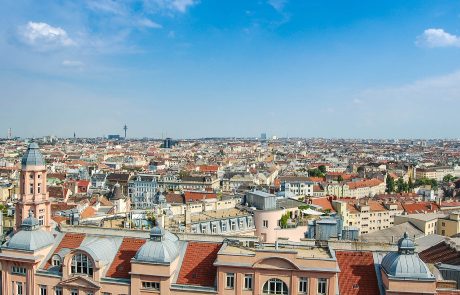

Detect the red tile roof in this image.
[402,202,439,214]
[184,191,217,202]
[336,251,380,295]
[420,241,460,265]
[310,197,335,212]
[106,237,146,279]
[45,233,86,269]
[176,242,221,287]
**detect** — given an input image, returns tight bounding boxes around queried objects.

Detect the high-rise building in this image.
[15,142,51,231]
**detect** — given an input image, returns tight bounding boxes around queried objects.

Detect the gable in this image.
[58,276,100,289]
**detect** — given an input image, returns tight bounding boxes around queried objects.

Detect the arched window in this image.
[71,253,93,275]
[262,278,288,295]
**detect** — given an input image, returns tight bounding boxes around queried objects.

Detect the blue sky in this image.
[1,0,460,139]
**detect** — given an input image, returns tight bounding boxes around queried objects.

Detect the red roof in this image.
[176,242,221,287]
[106,237,146,279]
[336,251,380,295]
[184,191,217,202]
[45,233,86,269]
[402,202,439,214]
[310,197,335,212]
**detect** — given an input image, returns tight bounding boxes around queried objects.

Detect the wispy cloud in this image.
[136,18,162,29]
[62,60,84,67]
[416,28,460,48]
[18,22,75,50]
[144,0,199,14]
[268,0,287,12]
[86,0,126,15]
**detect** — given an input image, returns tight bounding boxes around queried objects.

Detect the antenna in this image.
[123,124,128,139]
[7,128,12,139]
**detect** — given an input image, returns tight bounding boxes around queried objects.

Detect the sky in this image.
[1,0,460,139]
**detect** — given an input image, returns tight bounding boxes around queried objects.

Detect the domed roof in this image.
[135,226,179,263]
[381,232,434,280]
[7,211,54,251]
[21,142,46,167]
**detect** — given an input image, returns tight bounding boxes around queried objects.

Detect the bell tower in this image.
[15,142,51,231]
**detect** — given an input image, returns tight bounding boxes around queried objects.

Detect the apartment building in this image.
[128,173,159,209]
[332,199,404,235]
[279,176,315,197]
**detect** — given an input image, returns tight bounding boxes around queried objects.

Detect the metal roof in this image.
[135,226,179,263]
[21,142,46,167]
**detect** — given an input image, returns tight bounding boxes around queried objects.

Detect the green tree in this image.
[443,174,455,183]
[280,212,290,228]
[386,175,395,193]
[337,175,344,182]
[318,165,327,174]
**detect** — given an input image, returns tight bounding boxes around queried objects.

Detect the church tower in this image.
[15,142,51,231]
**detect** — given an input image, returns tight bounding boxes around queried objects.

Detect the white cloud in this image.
[62,60,84,67]
[136,18,162,29]
[145,0,198,13]
[268,0,287,11]
[19,22,75,49]
[86,0,126,15]
[416,28,460,48]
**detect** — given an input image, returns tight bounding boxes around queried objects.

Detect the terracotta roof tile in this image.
[336,251,380,295]
[106,237,146,279]
[45,233,86,269]
[176,242,221,287]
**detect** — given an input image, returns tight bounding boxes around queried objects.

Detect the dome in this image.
[381,232,434,280]
[135,226,179,263]
[21,142,46,168]
[7,211,54,251]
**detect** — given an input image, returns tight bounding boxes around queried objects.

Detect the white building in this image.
[128,174,159,209]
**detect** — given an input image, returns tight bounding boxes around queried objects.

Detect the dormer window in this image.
[71,253,93,275]
[52,255,61,267]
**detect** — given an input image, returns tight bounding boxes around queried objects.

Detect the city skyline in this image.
[1,0,460,138]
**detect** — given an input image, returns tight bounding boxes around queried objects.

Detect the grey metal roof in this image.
[21,142,46,167]
[135,226,179,263]
[381,233,434,280]
[7,228,54,251]
[77,237,118,266]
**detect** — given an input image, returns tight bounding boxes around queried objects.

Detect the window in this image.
[222,223,227,232]
[55,287,62,295]
[263,220,269,228]
[142,282,160,291]
[12,266,26,275]
[212,224,217,234]
[299,277,308,294]
[230,221,236,231]
[102,293,111,295]
[317,278,327,295]
[52,255,61,266]
[226,273,235,289]
[40,285,47,295]
[29,174,33,179]
[244,274,253,290]
[71,253,93,275]
[263,278,288,294]
[38,183,41,194]
[29,183,34,194]
[16,282,23,295]
[71,289,78,295]
[39,216,44,226]
[239,219,244,228]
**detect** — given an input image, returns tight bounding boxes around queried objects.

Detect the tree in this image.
[280,212,290,228]
[318,165,327,174]
[408,177,414,190]
[386,175,395,193]
[337,175,344,182]
[396,177,409,193]
[443,174,455,183]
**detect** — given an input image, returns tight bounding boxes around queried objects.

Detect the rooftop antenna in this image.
[7,128,12,139]
[123,124,128,139]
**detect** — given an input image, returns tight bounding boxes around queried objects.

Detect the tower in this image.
[123,124,128,139]
[7,128,12,139]
[15,142,51,232]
